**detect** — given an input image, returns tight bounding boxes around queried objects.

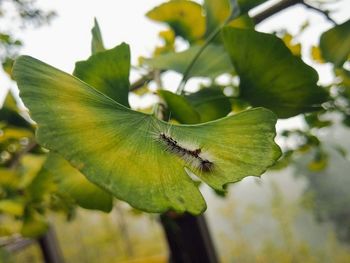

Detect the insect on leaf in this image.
[13,56,281,215]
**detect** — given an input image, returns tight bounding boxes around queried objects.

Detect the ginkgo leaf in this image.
[73,43,130,107]
[222,27,328,118]
[146,0,205,42]
[13,55,281,214]
[44,153,113,212]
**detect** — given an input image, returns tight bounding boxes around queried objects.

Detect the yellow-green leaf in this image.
[311,45,324,63]
[147,0,205,42]
[3,91,18,111]
[13,55,281,214]
[21,211,48,238]
[44,153,113,212]
[204,0,235,36]
[0,199,24,216]
[18,154,46,189]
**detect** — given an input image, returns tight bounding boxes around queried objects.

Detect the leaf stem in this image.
[175,24,224,95]
[175,1,242,95]
[152,70,164,119]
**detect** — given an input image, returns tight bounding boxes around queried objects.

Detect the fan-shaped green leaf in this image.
[13,55,281,214]
[73,43,130,107]
[222,27,328,118]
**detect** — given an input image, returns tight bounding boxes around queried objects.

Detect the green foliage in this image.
[143,44,234,78]
[73,43,130,107]
[204,0,240,36]
[320,19,350,67]
[1,0,350,241]
[158,90,200,124]
[0,0,55,75]
[222,27,328,118]
[44,153,113,212]
[159,87,232,124]
[186,87,232,123]
[13,55,281,214]
[146,0,205,43]
[91,18,105,54]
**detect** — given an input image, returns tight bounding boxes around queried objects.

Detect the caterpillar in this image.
[158,132,214,172]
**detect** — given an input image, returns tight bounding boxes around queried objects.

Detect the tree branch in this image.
[252,0,302,24]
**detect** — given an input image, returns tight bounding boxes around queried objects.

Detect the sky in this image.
[1,0,349,123]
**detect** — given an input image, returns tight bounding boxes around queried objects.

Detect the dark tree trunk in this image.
[160,213,219,263]
[37,225,65,263]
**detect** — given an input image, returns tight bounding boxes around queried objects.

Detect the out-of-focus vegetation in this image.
[0,0,55,76]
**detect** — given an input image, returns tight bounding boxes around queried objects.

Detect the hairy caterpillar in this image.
[158,132,214,172]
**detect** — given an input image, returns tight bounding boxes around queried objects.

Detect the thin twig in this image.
[176,2,241,95]
[175,24,223,95]
[129,72,154,91]
[301,1,337,25]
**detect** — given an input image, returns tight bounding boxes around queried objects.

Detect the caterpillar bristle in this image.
[157,132,214,173]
